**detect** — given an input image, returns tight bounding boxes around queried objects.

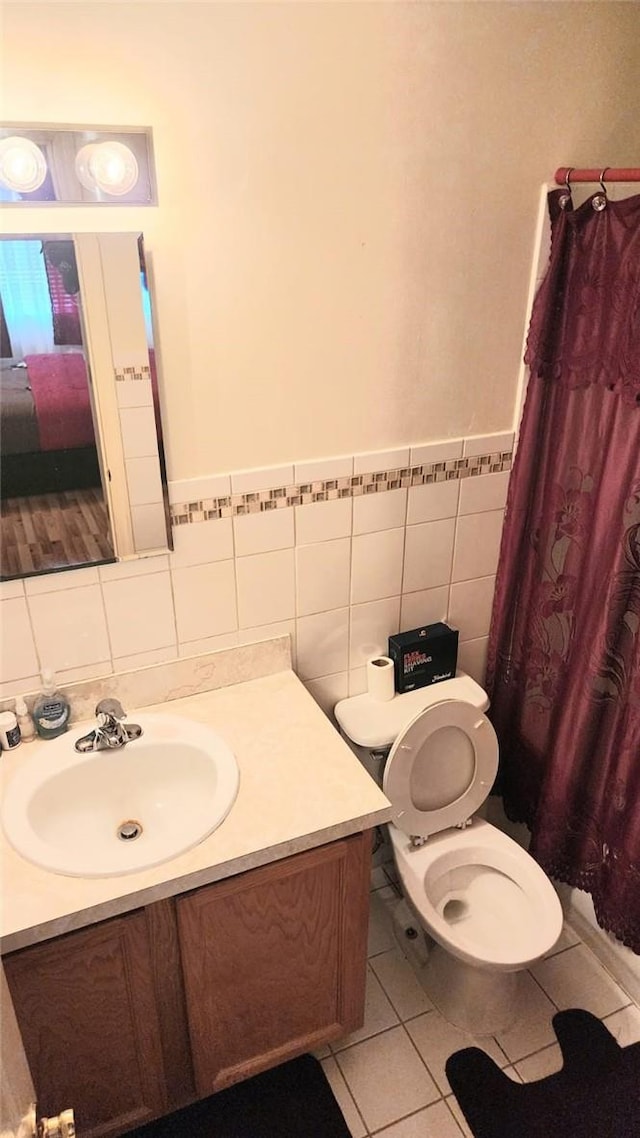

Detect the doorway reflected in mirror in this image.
[0,236,115,578]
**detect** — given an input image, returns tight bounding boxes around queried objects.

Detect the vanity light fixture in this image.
[0,125,156,205]
[0,135,47,192]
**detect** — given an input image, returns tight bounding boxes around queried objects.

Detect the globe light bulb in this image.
[75,141,139,196]
[0,136,47,192]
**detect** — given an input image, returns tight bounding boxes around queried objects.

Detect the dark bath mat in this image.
[124,1054,351,1138]
[446,1008,640,1138]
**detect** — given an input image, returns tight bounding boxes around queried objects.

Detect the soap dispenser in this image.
[33,669,71,740]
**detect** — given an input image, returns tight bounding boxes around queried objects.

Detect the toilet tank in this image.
[334,672,489,789]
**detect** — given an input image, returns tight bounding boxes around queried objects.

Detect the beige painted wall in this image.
[1,1,639,480]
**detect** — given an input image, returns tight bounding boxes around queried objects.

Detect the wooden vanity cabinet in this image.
[3,909,168,1138]
[3,832,371,1138]
[177,831,370,1094]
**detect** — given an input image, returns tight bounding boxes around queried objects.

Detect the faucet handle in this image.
[95,698,126,721]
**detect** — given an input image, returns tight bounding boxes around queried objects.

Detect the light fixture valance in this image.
[0,126,156,205]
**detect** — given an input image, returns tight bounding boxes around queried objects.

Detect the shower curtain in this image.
[486,187,640,952]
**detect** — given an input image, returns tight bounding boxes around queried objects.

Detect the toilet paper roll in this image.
[367,656,395,702]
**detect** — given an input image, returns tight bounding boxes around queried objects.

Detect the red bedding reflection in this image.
[25,353,94,452]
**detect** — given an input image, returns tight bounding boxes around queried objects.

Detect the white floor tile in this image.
[367,888,398,957]
[530,943,629,1018]
[602,1003,640,1047]
[514,1042,563,1082]
[336,1026,440,1133]
[333,967,399,1050]
[375,1098,465,1137]
[406,1010,508,1095]
[321,1056,367,1138]
[495,970,559,1062]
[370,947,434,1021]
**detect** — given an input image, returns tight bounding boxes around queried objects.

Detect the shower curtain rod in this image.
[555,167,640,184]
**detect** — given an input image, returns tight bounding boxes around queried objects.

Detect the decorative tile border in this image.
[114,364,152,382]
[170,450,512,527]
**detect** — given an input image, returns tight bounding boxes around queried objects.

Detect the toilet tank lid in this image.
[334,672,490,749]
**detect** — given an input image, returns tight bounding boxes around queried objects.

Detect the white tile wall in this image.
[236,548,296,628]
[170,518,234,568]
[452,510,504,582]
[297,607,350,681]
[233,507,294,557]
[295,497,352,545]
[349,598,401,670]
[353,489,407,536]
[130,502,170,552]
[296,539,351,616]
[0,433,511,705]
[351,529,404,605]
[406,481,459,526]
[172,560,238,644]
[28,585,111,672]
[102,572,176,659]
[403,519,456,593]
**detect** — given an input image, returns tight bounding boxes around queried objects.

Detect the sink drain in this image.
[117,820,143,842]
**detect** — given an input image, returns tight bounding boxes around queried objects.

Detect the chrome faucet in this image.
[74,699,143,753]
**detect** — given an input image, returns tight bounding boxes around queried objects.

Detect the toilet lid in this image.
[382,699,498,839]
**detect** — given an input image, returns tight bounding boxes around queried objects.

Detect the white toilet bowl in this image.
[389,817,562,1034]
[335,673,563,1035]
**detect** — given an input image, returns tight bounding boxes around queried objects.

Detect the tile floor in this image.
[318,866,640,1137]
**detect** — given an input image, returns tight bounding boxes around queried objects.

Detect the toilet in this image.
[335,673,563,1035]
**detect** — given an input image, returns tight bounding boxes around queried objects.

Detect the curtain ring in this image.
[559,167,574,209]
[592,167,609,211]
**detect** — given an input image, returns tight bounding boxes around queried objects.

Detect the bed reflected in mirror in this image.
[0,236,114,578]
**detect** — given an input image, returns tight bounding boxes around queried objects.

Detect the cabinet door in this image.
[177,832,371,1095]
[3,910,167,1138]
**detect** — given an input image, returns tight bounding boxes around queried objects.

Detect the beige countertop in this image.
[1,669,391,953]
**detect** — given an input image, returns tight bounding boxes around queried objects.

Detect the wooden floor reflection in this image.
[1,487,114,578]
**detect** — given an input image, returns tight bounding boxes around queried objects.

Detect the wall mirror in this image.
[0,232,171,581]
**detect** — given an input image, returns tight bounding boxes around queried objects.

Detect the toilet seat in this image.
[382,699,498,840]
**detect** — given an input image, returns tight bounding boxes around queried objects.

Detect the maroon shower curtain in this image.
[486,188,640,952]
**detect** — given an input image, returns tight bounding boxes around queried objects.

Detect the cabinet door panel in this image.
[177,833,370,1094]
[4,910,167,1138]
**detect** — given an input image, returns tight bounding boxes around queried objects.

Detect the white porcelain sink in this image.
[1,712,240,878]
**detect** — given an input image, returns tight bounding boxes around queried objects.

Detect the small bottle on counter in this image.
[33,669,71,740]
[15,696,37,743]
[0,709,22,751]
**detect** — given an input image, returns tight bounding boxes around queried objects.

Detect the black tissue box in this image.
[388,622,459,693]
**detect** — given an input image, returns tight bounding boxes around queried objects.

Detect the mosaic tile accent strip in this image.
[170,450,512,527]
[114,364,152,382]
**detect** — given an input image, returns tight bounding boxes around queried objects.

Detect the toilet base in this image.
[422,942,522,1036]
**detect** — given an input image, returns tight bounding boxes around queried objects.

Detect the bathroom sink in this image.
[1,712,240,877]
